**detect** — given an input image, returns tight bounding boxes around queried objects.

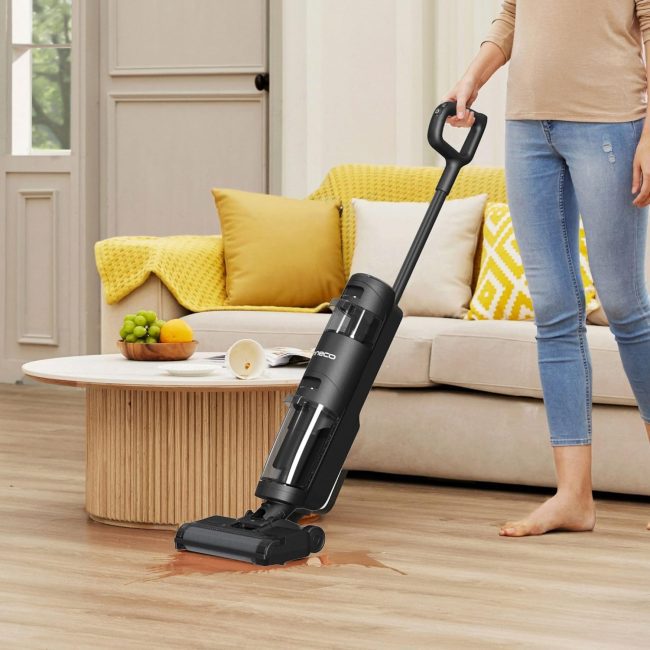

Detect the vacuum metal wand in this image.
[392,189,447,305]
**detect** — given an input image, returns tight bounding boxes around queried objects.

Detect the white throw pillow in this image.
[350,194,488,317]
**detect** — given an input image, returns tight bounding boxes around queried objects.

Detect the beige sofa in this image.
[99,166,650,498]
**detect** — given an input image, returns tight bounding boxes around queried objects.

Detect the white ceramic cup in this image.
[225,338,268,379]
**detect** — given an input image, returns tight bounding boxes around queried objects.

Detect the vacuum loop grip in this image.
[428,101,487,166]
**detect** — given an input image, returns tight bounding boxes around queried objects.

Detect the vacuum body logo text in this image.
[314,350,336,360]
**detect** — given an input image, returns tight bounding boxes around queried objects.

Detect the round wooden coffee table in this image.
[22,353,302,530]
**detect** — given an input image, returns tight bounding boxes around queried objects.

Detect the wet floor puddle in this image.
[139,513,405,579]
[143,550,406,580]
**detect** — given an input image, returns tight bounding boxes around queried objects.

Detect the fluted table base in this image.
[85,385,294,529]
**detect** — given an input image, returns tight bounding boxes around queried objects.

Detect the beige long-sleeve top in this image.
[483,0,650,121]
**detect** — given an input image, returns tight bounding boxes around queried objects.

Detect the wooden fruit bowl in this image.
[117,340,198,362]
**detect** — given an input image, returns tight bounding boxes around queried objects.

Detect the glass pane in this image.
[31,47,71,150]
[32,0,72,45]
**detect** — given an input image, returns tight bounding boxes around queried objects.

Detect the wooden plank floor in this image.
[1,383,650,649]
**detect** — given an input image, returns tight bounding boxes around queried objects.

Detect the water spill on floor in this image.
[144,549,406,580]
[139,513,405,579]
[296,513,321,526]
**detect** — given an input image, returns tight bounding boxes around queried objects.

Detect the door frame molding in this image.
[268,0,282,196]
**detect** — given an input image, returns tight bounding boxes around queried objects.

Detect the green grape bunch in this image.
[119,310,166,344]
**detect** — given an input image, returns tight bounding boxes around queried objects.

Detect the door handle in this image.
[255,73,270,92]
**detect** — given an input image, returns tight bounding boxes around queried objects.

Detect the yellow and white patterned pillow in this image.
[465,203,600,321]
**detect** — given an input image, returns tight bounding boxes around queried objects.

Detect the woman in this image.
[445,0,650,536]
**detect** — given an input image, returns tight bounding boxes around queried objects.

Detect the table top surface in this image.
[22,353,305,389]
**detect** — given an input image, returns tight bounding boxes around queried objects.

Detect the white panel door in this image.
[100,0,269,238]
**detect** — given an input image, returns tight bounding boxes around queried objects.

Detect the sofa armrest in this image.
[101,275,190,354]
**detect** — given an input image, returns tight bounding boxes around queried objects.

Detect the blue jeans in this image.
[505,119,650,446]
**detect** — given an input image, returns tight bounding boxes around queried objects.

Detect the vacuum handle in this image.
[428,101,487,164]
[428,101,488,194]
[392,102,488,303]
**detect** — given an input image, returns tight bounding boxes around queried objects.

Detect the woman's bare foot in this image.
[499,491,596,537]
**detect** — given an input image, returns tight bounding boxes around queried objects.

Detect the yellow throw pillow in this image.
[212,188,346,308]
[466,203,600,321]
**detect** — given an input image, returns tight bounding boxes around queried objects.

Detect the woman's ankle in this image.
[552,444,593,502]
[555,486,594,503]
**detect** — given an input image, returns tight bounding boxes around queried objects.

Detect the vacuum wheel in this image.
[303,525,325,553]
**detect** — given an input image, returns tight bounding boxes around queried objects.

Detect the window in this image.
[11,0,72,154]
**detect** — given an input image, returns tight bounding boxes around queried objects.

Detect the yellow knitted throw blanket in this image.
[94,235,332,313]
[95,164,507,313]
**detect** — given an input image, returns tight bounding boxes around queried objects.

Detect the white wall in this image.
[433,0,507,169]
[275,0,506,198]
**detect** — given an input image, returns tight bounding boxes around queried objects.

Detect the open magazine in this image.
[209,346,315,368]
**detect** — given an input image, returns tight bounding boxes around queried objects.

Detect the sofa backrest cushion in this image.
[213,188,346,308]
[308,164,506,283]
[350,194,488,317]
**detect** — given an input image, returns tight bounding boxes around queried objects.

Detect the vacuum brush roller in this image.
[175,515,325,566]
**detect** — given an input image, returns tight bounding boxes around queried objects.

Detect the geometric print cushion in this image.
[465,203,601,321]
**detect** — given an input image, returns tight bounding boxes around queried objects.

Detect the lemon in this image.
[159,319,194,343]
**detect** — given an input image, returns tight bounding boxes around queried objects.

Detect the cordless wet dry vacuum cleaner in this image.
[175,101,487,565]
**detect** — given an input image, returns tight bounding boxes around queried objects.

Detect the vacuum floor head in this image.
[175,514,325,566]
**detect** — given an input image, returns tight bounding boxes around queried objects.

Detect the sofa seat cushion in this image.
[428,319,637,406]
[183,311,462,388]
